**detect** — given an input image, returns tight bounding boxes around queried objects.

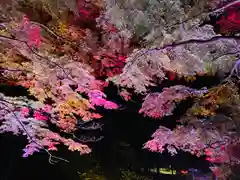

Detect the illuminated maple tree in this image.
[103,0,240,179]
[1,1,240,179]
[0,0,121,163]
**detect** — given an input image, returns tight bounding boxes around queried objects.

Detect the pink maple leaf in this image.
[27,25,41,48]
[21,15,41,48]
[43,105,52,113]
[120,90,131,101]
[20,107,30,117]
[33,111,48,121]
[88,90,118,109]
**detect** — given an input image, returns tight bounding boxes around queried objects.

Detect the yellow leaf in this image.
[191,107,215,117]
[58,22,68,34]
[0,29,8,36]
[184,75,196,82]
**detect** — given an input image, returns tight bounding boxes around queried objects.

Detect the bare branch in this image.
[128,35,240,68]
[0,101,69,164]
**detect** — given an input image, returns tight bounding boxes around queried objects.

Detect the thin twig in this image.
[0,34,83,88]
[144,0,240,47]
[166,0,240,30]
[29,21,66,42]
[126,35,240,70]
[0,102,69,164]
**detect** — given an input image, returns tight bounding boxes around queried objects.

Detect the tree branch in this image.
[165,0,240,30]
[0,101,69,164]
[29,21,66,42]
[0,34,88,89]
[127,35,240,68]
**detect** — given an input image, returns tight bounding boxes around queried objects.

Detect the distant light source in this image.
[159,168,176,175]
[180,170,188,174]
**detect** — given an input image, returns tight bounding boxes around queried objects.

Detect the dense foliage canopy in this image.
[1,0,240,179]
